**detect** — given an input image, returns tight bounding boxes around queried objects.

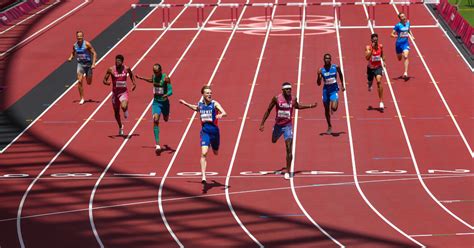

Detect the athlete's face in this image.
[282,88,292,97]
[203,89,212,103]
[371,36,378,45]
[115,59,123,67]
[324,56,331,65]
[76,32,84,43]
[153,66,161,75]
[399,14,406,23]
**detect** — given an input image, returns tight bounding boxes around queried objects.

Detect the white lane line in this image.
[155,1,233,247]
[290,0,343,246]
[410,232,474,237]
[0,0,157,154]
[223,1,281,247]
[340,2,425,246]
[0,0,61,35]
[88,1,196,247]
[0,0,90,57]
[15,4,162,248]
[390,5,473,158]
[3,174,471,224]
[390,4,474,229]
[421,3,473,72]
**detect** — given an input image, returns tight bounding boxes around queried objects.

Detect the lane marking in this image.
[410,232,474,237]
[2,174,470,223]
[15,4,162,248]
[390,4,474,229]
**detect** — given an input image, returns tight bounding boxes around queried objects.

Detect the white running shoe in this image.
[379,102,384,109]
[119,126,124,136]
[284,172,294,180]
[79,98,85,105]
[155,144,161,151]
[201,175,207,184]
[124,110,129,119]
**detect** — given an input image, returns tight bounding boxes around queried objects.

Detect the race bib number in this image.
[116,81,127,88]
[154,87,164,95]
[200,113,213,122]
[325,77,336,85]
[371,55,382,62]
[400,31,409,38]
[277,110,291,119]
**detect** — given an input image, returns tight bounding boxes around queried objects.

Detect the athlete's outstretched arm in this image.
[179,99,198,111]
[295,97,317,110]
[103,67,112,85]
[135,75,153,83]
[336,66,345,92]
[127,67,137,91]
[214,101,227,119]
[86,41,97,68]
[259,97,277,132]
[316,69,323,86]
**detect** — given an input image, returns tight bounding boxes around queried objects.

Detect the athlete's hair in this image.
[76,31,83,36]
[201,85,211,94]
[371,33,378,39]
[115,54,124,62]
[153,63,162,71]
[323,53,331,59]
[398,12,405,18]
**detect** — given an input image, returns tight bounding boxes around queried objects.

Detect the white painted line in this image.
[3,174,470,224]
[155,1,234,247]
[390,4,474,228]
[15,4,162,248]
[410,232,474,237]
[340,2,425,246]
[290,0,343,246]
[223,1,279,247]
[0,1,158,154]
[0,0,61,35]
[89,1,201,247]
[0,0,90,57]
[392,5,473,158]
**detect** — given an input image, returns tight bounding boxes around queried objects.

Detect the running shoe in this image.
[119,127,124,136]
[79,98,85,105]
[326,126,332,135]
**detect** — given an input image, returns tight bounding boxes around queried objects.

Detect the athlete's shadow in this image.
[72,99,101,104]
[108,133,140,139]
[202,180,228,194]
[392,75,413,82]
[367,105,385,113]
[141,144,176,156]
[319,131,345,137]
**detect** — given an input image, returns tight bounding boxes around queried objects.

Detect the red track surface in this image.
[0,0,472,247]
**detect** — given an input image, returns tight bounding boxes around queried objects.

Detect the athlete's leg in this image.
[284,139,293,172]
[403,50,409,76]
[162,100,170,122]
[77,65,85,104]
[324,101,332,133]
[201,145,209,183]
[367,67,374,92]
[153,113,161,146]
[376,74,383,102]
[112,97,123,135]
[272,125,283,143]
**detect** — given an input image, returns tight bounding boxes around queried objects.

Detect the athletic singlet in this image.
[394,21,410,43]
[152,73,168,101]
[111,65,128,94]
[74,41,92,64]
[275,93,294,126]
[368,44,383,69]
[198,100,218,127]
[321,64,338,86]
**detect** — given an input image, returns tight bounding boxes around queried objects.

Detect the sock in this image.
[153,125,160,144]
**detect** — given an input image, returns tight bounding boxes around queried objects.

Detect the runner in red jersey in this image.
[365,33,385,111]
[103,54,136,136]
[259,82,317,179]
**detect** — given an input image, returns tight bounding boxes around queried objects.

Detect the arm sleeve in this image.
[166,83,173,96]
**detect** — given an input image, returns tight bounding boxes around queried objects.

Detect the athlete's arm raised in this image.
[214,101,227,119]
[295,97,317,110]
[179,99,198,111]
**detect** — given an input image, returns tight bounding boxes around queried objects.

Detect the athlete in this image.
[259,82,317,180]
[317,53,345,135]
[103,54,136,136]
[68,31,97,104]
[136,64,172,154]
[391,12,415,80]
[365,33,385,111]
[179,86,227,184]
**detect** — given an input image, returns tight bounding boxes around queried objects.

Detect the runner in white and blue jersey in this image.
[180,86,227,184]
[317,53,345,135]
[68,31,97,104]
[391,13,415,80]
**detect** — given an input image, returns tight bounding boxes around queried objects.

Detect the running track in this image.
[0,0,472,247]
